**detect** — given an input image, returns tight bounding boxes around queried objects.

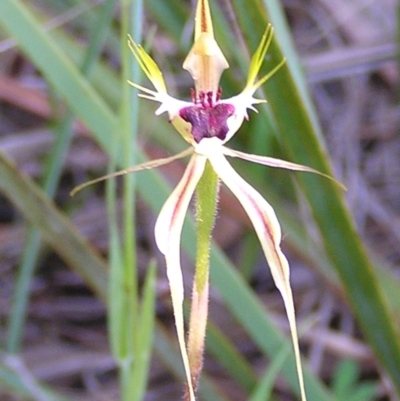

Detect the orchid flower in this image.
[72,1,343,400]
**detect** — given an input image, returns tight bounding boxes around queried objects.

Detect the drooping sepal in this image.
[154,154,208,401]
[208,152,307,401]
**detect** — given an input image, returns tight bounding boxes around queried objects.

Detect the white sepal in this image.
[154,154,207,401]
[208,152,307,401]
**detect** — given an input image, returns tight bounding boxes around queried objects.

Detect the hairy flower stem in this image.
[187,161,219,395]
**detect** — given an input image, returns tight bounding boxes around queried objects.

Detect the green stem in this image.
[120,0,137,314]
[108,0,136,366]
[195,162,219,292]
[108,2,146,401]
[187,161,219,391]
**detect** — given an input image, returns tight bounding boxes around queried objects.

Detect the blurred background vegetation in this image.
[0,0,399,400]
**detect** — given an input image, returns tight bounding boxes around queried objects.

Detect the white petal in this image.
[155,154,207,401]
[219,94,265,144]
[223,147,346,190]
[128,80,192,119]
[208,153,307,401]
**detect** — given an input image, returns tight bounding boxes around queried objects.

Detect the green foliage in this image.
[332,360,377,401]
[0,0,399,400]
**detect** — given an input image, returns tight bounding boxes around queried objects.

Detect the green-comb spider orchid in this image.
[72,1,344,400]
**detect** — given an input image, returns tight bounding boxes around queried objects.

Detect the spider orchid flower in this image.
[72,1,343,400]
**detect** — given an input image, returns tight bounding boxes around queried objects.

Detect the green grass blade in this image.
[129,260,157,401]
[206,322,257,392]
[5,0,118,355]
[6,231,41,353]
[145,0,189,43]
[107,0,137,367]
[0,153,108,300]
[248,344,290,401]
[0,358,73,401]
[107,187,126,358]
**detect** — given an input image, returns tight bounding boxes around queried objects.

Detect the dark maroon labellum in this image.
[179,90,235,143]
